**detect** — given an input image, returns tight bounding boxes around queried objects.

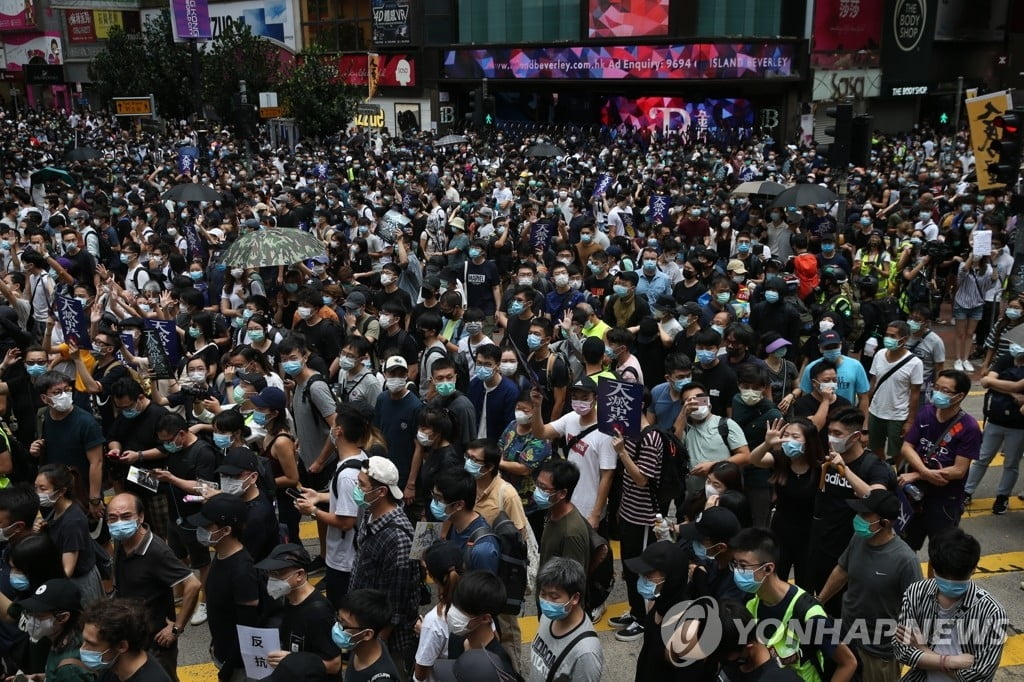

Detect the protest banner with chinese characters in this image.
[529,219,555,252]
[597,378,644,439]
[177,146,198,175]
[144,319,181,377]
[54,295,90,348]
[965,90,1012,190]
[648,194,670,224]
[237,626,280,680]
[592,173,612,199]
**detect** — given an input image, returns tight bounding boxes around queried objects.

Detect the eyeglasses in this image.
[729,560,768,572]
[464,454,486,465]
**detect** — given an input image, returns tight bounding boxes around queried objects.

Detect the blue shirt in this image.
[467,376,520,441]
[799,355,870,405]
[649,382,683,431]
[446,515,500,574]
[372,390,422,488]
[543,288,586,318]
[636,269,672,307]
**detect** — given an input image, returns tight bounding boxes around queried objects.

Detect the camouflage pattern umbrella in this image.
[222,227,327,268]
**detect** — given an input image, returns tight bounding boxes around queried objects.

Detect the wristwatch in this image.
[171,625,182,636]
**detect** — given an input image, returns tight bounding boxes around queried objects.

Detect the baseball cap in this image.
[383,356,408,372]
[637,317,659,345]
[18,579,82,614]
[241,218,260,230]
[568,376,599,395]
[255,543,312,571]
[676,507,741,544]
[652,295,678,315]
[187,493,249,528]
[269,652,328,682]
[764,338,792,354]
[250,386,286,411]
[726,259,747,275]
[365,456,403,500]
[847,489,901,520]
[422,275,442,292]
[819,330,842,347]
[681,301,702,317]
[236,372,268,391]
[623,540,687,575]
[479,207,493,218]
[343,291,367,310]
[217,447,260,476]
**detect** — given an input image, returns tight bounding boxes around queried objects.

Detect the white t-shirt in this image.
[325,452,367,572]
[550,412,616,520]
[414,605,449,680]
[869,350,924,421]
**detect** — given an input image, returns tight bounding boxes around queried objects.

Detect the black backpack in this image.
[642,425,690,509]
[300,374,332,420]
[586,523,615,612]
[466,512,528,615]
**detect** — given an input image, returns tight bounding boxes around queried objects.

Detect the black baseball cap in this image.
[269,652,328,682]
[186,493,249,528]
[236,372,268,391]
[847,489,901,520]
[624,540,686,575]
[676,507,741,544]
[568,376,599,395]
[18,579,82,614]
[255,543,312,571]
[216,447,260,476]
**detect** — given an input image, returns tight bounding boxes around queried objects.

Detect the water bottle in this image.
[654,514,672,541]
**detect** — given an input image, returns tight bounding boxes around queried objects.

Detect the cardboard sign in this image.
[236,626,280,680]
[54,295,90,348]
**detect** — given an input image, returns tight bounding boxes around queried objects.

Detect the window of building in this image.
[696,0,781,37]
[302,0,371,52]
[458,0,579,43]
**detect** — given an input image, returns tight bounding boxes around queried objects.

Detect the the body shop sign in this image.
[881,0,936,95]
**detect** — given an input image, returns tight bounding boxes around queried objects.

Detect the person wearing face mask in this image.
[749,278,803,353]
[122,243,150,295]
[331,588,403,682]
[899,369,981,551]
[463,238,502,337]
[894,527,1007,680]
[106,492,201,680]
[437,571,518,677]
[255,544,342,675]
[531,378,616,529]
[332,338,382,405]
[79,597,175,681]
[451,308,492,378]
[866,322,924,466]
[497,390,554,542]
[0,487,39,670]
[808,407,895,615]
[528,557,603,682]
[12,578,92,680]
[291,290,343,370]
[979,297,1024,376]
[816,490,922,682]
[372,262,414,315]
[914,203,939,241]
[214,447,277,562]
[634,246,671,309]
[434,468,501,574]
[467,345,518,441]
[543,262,587,319]
[677,506,745,601]
[185,493,261,679]
[730,528,858,681]
[372,356,423,503]
[150,413,219,627]
[646,353,695,430]
[797,329,870,412]
[347,457,421,677]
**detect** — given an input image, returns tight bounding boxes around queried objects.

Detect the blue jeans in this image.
[965,422,1024,497]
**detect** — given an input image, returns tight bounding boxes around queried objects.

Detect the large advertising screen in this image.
[600,96,755,138]
[444,43,795,81]
[588,0,669,38]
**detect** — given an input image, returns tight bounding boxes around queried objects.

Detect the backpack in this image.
[825,293,863,345]
[641,425,689,509]
[863,296,901,341]
[300,374,332,421]
[0,419,34,486]
[466,512,529,615]
[747,587,829,682]
[423,345,470,393]
[784,293,814,333]
[585,523,615,612]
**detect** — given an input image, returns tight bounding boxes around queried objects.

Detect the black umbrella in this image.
[66,147,101,162]
[770,183,838,208]
[525,142,564,158]
[161,183,222,203]
[731,180,787,197]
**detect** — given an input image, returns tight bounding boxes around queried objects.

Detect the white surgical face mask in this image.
[514,410,531,425]
[386,377,407,392]
[691,406,710,421]
[445,605,477,637]
[266,575,294,600]
[704,483,718,499]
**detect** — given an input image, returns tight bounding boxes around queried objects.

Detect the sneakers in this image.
[615,621,645,642]
[190,602,208,626]
[964,493,972,507]
[308,555,326,575]
[993,495,1010,515]
[954,359,965,371]
[608,612,636,628]
[588,604,607,624]
[963,359,975,372]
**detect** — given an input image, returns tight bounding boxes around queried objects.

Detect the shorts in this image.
[953,304,983,321]
[168,517,212,569]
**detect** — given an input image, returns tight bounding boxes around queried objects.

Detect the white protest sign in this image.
[237,625,281,679]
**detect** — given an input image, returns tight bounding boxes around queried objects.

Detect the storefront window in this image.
[458,0,578,43]
[302,0,371,51]
[697,0,781,37]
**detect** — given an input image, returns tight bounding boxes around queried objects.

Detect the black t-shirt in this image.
[206,548,260,665]
[294,318,344,367]
[377,328,420,368]
[584,273,615,307]
[673,279,708,305]
[94,360,131,433]
[721,659,804,681]
[108,403,170,498]
[280,590,342,660]
[504,314,533,358]
[693,360,738,417]
[113,530,191,635]
[46,503,95,576]
[528,352,569,422]
[466,260,500,315]
[345,643,401,682]
[373,287,414,315]
[101,655,173,682]
[165,439,219,522]
[243,493,279,563]
[811,450,894,557]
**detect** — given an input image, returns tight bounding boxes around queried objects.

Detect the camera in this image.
[924,240,951,262]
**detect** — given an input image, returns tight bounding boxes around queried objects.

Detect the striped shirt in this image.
[618,428,663,526]
[894,579,1007,681]
[952,264,991,310]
